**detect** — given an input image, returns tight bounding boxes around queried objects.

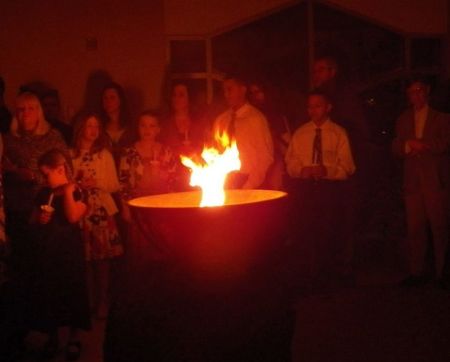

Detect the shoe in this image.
[65,341,81,361]
[399,275,427,287]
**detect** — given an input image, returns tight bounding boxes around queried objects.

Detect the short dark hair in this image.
[38,148,67,169]
[406,75,431,89]
[139,109,160,120]
[308,89,332,104]
[315,56,338,72]
[224,72,248,87]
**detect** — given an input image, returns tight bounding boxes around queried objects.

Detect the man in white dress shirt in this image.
[213,75,274,189]
[285,90,355,289]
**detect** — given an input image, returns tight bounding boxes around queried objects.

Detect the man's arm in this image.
[426,112,450,154]
[285,131,304,178]
[392,114,409,158]
[325,129,356,179]
[242,115,274,189]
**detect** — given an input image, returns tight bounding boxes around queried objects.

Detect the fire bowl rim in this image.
[128,189,288,209]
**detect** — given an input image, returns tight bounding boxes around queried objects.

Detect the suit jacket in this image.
[392,107,450,194]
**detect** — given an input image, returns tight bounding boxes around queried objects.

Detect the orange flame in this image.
[180,131,241,207]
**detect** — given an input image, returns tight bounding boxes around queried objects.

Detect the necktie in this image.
[312,128,323,165]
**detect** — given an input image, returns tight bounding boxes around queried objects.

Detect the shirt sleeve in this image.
[242,114,274,189]
[325,128,356,179]
[392,114,409,158]
[284,131,304,178]
[427,113,450,154]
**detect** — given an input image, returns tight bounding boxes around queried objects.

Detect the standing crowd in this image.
[0,55,449,361]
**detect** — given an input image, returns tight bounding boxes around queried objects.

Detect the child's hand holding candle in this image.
[39,192,55,224]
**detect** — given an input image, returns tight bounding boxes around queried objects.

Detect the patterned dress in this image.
[119,144,176,200]
[72,149,123,261]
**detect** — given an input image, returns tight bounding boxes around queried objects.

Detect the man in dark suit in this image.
[393,78,450,287]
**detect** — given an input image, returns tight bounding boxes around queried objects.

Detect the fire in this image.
[180,131,241,207]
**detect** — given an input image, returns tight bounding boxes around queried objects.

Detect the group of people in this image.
[0,55,449,360]
[0,81,207,360]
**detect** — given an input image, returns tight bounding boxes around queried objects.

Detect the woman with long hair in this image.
[100,82,133,161]
[160,82,208,191]
[71,113,122,320]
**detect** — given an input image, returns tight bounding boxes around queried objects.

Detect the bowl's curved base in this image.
[128,190,289,281]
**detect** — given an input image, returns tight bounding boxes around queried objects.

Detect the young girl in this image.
[71,113,123,320]
[119,111,175,259]
[29,149,90,361]
[119,111,175,208]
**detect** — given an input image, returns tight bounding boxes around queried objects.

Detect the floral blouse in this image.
[119,144,176,200]
[71,148,120,216]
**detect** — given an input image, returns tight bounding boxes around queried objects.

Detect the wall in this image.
[164,0,447,35]
[164,0,297,36]
[0,0,166,120]
[327,0,447,35]
[1,0,448,115]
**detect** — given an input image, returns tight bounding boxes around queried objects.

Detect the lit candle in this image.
[47,192,54,207]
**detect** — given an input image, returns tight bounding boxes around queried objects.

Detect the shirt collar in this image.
[414,105,429,117]
[232,102,250,118]
[311,118,331,129]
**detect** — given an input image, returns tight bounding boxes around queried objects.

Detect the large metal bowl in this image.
[128,189,288,279]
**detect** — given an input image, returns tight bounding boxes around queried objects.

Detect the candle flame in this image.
[180,131,241,207]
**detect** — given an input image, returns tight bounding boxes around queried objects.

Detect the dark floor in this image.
[292,269,450,362]
[16,266,450,362]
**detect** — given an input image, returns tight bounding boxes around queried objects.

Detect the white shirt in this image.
[285,119,356,180]
[405,105,429,154]
[414,105,428,139]
[213,103,274,189]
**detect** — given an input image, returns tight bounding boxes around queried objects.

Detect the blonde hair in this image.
[10,92,50,136]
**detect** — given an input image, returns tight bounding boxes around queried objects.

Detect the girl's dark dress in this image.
[27,187,91,332]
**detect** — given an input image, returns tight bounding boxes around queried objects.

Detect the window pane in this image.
[314,2,404,82]
[411,38,441,69]
[212,3,308,92]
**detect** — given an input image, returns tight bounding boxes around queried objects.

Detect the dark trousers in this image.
[405,189,448,277]
[288,179,352,281]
